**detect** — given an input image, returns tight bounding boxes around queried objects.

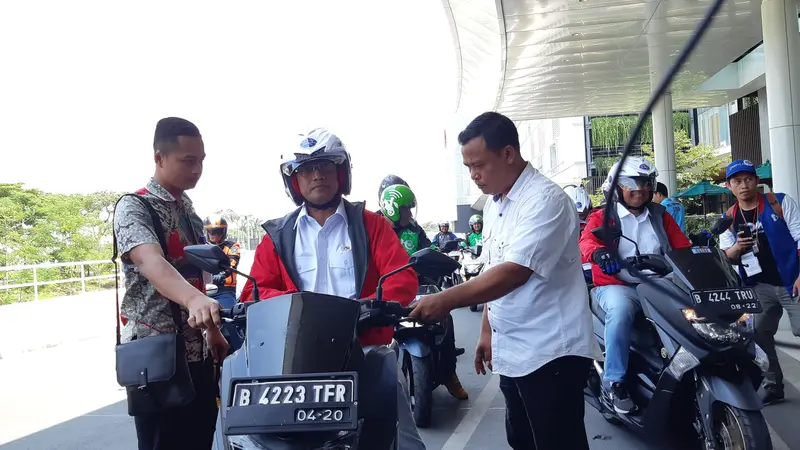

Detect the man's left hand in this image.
[409,293,451,321]
[206,328,229,363]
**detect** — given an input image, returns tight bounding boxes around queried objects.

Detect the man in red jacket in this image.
[580,157,690,415]
[239,128,425,450]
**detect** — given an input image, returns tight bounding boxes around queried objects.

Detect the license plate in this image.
[225,373,358,435]
[690,287,762,315]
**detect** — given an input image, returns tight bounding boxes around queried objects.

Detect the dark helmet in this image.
[280,128,352,207]
[203,214,228,241]
[378,174,409,200]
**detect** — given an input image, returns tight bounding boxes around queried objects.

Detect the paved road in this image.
[3,306,800,449]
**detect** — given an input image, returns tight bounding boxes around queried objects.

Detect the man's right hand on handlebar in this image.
[592,248,622,275]
[185,294,222,330]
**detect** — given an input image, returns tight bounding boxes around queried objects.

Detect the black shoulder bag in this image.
[112,193,195,416]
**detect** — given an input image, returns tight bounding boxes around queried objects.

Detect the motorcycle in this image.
[583,222,772,449]
[458,244,485,312]
[394,279,455,428]
[435,239,465,289]
[183,244,460,450]
[206,283,245,356]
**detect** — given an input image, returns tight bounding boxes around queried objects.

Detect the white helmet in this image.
[280,128,352,207]
[601,156,658,210]
[564,185,592,213]
[601,156,658,193]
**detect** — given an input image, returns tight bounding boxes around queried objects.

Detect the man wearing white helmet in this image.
[240,128,426,449]
[579,156,690,414]
[564,185,593,231]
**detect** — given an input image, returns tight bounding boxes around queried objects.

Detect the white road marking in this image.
[440,374,500,450]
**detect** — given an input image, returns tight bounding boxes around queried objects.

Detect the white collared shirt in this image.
[615,203,662,284]
[483,163,602,378]
[294,201,358,299]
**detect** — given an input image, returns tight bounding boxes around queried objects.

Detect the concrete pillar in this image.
[762,0,800,200]
[652,93,678,196]
[757,87,771,161]
[645,0,678,196]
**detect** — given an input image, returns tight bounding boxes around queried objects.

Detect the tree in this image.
[588,130,725,205]
[0,184,123,303]
[641,130,722,193]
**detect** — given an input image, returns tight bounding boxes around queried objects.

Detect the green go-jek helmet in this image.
[380,184,417,222]
[469,214,483,226]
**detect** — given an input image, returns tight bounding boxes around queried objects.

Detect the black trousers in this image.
[134,359,219,450]
[499,355,591,450]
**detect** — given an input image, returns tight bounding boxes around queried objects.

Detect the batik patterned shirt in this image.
[113,178,207,362]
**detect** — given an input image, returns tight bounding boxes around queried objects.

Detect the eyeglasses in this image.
[295,161,336,176]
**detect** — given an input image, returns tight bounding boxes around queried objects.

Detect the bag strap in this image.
[112,193,184,346]
[766,192,784,220]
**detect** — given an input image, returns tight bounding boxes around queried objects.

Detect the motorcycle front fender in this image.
[398,338,431,358]
[698,374,763,412]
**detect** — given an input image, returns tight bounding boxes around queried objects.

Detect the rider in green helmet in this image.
[466,214,483,247]
[380,184,431,255]
[380,183,469,401]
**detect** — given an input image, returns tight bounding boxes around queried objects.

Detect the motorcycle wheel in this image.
[403,353,433,428]
[710,404,772,450]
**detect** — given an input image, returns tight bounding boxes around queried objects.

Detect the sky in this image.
[0,1,464,222]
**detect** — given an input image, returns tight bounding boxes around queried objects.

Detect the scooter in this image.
[184,245,460,450]
[394,275,458,428]
[435,239,465,289]
[458,245,485,312]
[206,283,245,356]
[583,221,772,449]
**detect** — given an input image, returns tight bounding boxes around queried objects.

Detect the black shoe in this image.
[760,386,785,406]
[455,347,465,357]
[610,383,635,414]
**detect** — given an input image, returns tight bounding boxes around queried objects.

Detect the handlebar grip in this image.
[220,309,233,319]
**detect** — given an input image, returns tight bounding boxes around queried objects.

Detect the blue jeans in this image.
[594,285,642,385]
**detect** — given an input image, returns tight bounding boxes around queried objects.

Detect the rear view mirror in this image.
[409,248,461,279]
[711,216,734,236]
[184,245,229,273]
[440,240,461,253]
[591,226,621,243]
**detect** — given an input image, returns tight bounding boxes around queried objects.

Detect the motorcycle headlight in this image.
[682,309,753,344]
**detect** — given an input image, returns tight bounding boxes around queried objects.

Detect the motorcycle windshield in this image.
[665,247,741,290]
[243,292,361,377]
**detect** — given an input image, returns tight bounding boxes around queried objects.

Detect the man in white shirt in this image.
[241,128,426,450]
[410,112,601,450]
[579,157,690,415]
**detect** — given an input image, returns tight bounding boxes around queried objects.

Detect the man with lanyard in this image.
[654,182,686,232]
[203,214,241,309]
[380,183,468,400]
[410,112,601,450]
[719,159,800,405]
[239,128,426,449]
[113,117,228,450]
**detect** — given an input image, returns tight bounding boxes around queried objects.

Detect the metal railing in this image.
[0,260,119,301]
